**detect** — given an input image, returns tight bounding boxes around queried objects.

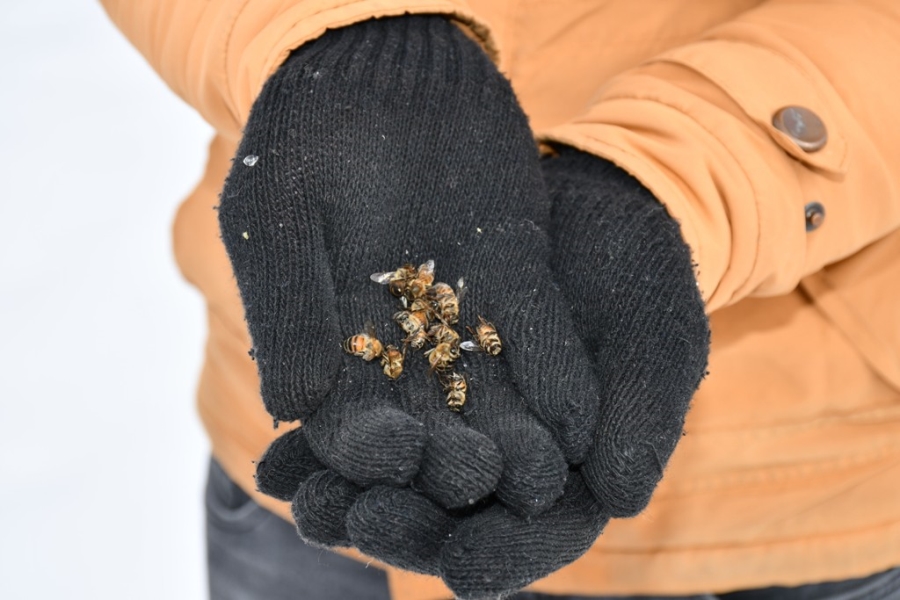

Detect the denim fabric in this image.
[205,459,900,600]
[717,567,900,600]
[206,459,392,600]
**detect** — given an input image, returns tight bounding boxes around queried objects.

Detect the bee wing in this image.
[456,277,467,304]
[370,271,397,284]
[364,320,378,338]
[419,259,435,277]
[460,340,479,352]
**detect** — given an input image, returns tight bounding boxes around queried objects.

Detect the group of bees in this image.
[342,260,501,412]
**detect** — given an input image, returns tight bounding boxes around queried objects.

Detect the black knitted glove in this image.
[252,145,708,600]
[544,147,710,517]
[220,16,601,516]
[256,428,609,599]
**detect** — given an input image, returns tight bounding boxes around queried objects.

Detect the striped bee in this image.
[427,322,460,346]
[427,278,466,325]
[343,323,384,361]
[461,316,501,356]
[393,307,429,349]
[441,372,467,412]
[371,260,435,300]
[424,341,460,373]
[380,344,405,380]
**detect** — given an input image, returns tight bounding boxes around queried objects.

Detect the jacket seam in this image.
[686,406,900,439]
[596,515,900,554]
[658,442,900,496]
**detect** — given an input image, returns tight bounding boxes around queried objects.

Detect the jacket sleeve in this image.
[98,0,497,142]
[538,0,900,313]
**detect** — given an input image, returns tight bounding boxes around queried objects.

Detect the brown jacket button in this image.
[805,202,825,231]
[773,106,828,152]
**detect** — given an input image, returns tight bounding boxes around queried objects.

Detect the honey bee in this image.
[370,263,416,297]
[371,260,435,299]
[427,323,460,346]
[424,341,460,372]
[405,261,436,300]
[427,277,466,325]
[441,372,467,412]
[460,316,502,356]
[343,323,384,361]
[403,297,431,316]
[380,344,405,379]
[393,309,429,349]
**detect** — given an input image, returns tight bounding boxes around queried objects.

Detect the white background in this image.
[1,2,213,598]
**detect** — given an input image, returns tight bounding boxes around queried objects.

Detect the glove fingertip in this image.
[495,438,567,518]
[255,427,325,501]
[292,470,361,547]
[414,425,503,510]
[440,473,607,600]
[347,487,451,576]
[581,433,664,518]
[325,407,428,487]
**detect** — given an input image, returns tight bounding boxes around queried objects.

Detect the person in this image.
[99,1,900,599]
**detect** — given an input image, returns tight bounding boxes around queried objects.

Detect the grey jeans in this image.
[206,459,900,600]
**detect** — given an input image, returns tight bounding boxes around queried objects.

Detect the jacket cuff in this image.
[538,23,900,312]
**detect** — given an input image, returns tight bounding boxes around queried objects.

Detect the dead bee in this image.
[371,260,434,299]
[406,329,429,350]
[424,341,460,372]
[370,263,416,297]
[427,277,466,325]
[380,344,405,380]
[405,260,436,300]
[461,316,502,356]
[393,309,429,349]
[441,372,467,412]
[343,323,384,361]
[402,297,431,315]
[427,322,460,346]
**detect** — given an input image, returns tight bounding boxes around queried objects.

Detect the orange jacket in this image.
[100,1,900,598]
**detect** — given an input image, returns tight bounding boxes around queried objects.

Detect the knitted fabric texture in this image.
[545,147,711,517]
[221,15,600,519]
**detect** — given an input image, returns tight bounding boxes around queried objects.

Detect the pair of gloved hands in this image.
[219,15,709,600]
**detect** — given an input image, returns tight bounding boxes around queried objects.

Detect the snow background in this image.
[1,3,213,598]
